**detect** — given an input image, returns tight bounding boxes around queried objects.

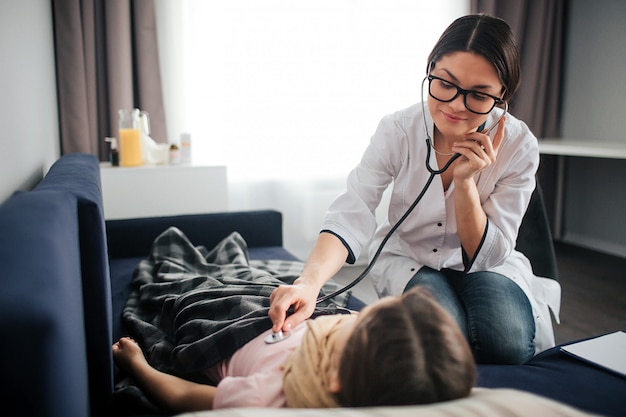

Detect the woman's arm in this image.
[269,232,348,333]
[451,117,506,259]
[113,338,216,412]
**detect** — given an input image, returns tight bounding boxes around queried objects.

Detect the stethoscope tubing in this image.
[316,142,460,304]
[316,76,507,304]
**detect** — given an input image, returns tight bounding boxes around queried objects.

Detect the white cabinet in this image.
[100,163,227,220]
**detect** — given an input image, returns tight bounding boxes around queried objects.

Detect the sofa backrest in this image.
[35,153,113,415]
[106,210,285,259]
[0,190,89,417]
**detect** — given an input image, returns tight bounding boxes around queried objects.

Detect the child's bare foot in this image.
[112,337,148,372]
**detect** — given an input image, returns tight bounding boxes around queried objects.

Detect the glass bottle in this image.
[118,109,142,167]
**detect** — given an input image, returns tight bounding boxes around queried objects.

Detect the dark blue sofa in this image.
[0,153,623,417]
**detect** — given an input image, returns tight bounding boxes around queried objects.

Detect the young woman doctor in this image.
[269,14,561,365]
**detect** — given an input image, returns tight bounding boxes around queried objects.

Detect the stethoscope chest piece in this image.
[264,330,291,344]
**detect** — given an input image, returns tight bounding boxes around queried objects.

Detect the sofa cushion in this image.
[476,340,626,416]
[176,388,595,417]
[35,153,113,413]
[0,190,89,417]
[110,257,144,342]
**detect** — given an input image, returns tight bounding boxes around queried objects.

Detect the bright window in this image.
[155,1,469,257]
[157,0,468,180]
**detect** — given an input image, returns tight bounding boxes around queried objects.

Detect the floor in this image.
[332,242,626,346]
[551,242,626,345]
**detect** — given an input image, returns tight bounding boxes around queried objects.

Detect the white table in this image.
[100,163,227,220]
[538,138,626,239]
[538,139,626,159]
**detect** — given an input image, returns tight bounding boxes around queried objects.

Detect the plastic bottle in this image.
[169,143,181,165]
[180,133,192,164]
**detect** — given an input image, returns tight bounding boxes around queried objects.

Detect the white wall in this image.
[0,0,60,203]
[559,0,626,257]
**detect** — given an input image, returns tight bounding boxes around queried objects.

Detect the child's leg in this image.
[113,337,216,412]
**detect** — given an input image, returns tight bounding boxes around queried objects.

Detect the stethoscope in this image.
[266,76,508,344]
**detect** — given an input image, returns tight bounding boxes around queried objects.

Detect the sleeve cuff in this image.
[463,220,489,273]
[320,229,356,264]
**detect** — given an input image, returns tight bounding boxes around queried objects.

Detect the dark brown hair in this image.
[336,286,476,407]
[427,14,521,101]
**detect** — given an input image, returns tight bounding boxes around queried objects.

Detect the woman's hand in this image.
[268,279,320,333]
[452,116,506,181]
[268,232,349,333]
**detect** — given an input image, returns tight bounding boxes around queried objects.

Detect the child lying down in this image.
[113,285,476,412]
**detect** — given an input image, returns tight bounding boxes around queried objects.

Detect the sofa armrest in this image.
[0,191,90,417]
[106,210,285,259]
[35,153,114,413]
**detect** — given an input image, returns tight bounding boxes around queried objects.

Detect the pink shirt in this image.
[207,322,307,409]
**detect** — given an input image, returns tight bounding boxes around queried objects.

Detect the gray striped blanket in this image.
[120,226,350,378]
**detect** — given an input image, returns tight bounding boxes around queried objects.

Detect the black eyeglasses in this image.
[427,75,504,115]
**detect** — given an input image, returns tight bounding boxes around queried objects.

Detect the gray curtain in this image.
[52,0,167,159]
[471,0,567,138]
[471,0,568,229]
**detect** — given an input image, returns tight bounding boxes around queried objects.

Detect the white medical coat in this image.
[321,102,561,353]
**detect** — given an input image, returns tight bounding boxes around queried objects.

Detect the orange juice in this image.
[119,128,142,166]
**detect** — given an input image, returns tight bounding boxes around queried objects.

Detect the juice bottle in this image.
[119,128,142,166]
[118,109,143,167]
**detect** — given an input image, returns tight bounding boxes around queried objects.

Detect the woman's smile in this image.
[441,110,467,124]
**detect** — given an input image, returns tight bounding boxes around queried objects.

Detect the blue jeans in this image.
[404,266,535,364]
